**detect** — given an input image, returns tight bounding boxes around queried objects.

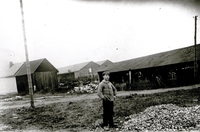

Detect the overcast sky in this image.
[0,0,200,72]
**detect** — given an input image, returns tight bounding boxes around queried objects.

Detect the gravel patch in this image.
[121,104,200,131]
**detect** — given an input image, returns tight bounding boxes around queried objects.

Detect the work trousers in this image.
[102,100,114,126]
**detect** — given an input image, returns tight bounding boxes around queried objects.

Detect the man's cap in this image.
[102,71,110,76]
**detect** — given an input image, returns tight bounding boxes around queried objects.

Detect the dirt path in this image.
[0,84,200,110]
[0,84,200,131]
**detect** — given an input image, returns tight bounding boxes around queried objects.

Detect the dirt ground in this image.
[1,84,200,110]
[0,84,200,131]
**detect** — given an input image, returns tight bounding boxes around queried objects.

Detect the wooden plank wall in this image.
[34,71,58,91]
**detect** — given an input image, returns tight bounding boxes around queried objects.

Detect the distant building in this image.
[57,61,100,83]
[97,60,114,81]
[98,44,200,89]
[0,58,58,94]
[96,60,113,66]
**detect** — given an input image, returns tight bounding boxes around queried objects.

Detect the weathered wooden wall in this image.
[34,71,58,91]
[16,71,58,94]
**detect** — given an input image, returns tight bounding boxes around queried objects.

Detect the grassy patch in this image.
[1,87,200,131]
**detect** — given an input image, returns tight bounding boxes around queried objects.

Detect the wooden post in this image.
[20,0,34,108]
[51,72,55,94]
[129,70,132,89]
[194,16,198,83]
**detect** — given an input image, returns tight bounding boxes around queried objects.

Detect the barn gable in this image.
[97,60,114,72]
[96,60,112,65]
[58,61,100,82]
[78,61,100,78]
[34,59,58,72]
[58,61,91,75]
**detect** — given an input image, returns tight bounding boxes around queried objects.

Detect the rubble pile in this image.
[121,104,200,131]
[74,83,98,93]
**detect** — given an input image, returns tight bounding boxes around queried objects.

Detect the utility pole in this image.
[19,0,35,108]
[194,16,198,83]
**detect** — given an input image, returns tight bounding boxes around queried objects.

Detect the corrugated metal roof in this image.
[108,44,200,73]
[15,58,45,76]
[58,61,91,74]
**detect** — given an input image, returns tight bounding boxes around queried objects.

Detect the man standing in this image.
[97,71,117,130]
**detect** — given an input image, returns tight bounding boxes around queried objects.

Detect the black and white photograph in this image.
[0,0,200,131]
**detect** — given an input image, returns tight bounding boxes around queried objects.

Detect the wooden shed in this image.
[98,44,200,89]
[15,58,58,94]
[58,61,100,83]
